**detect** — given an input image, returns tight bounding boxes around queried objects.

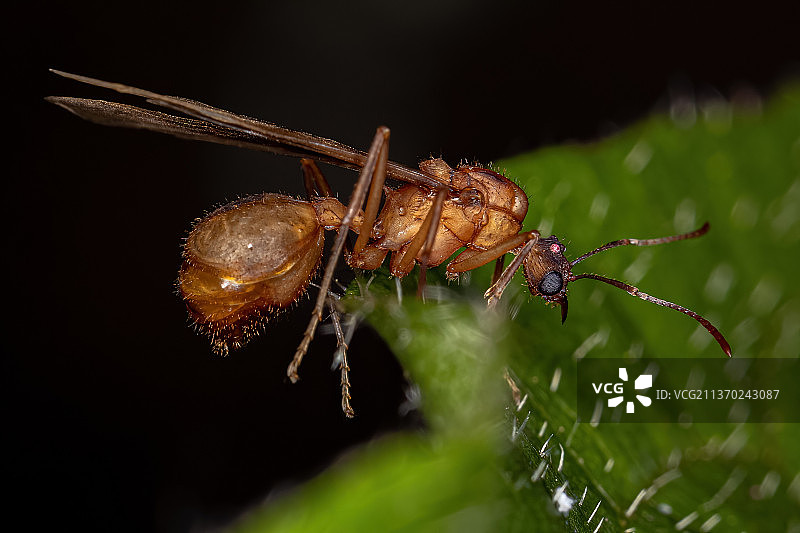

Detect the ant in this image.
[48,70,731,417]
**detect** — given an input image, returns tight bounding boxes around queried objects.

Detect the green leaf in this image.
[235,85,800,532]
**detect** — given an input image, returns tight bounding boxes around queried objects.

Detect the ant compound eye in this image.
[538,271,563,296]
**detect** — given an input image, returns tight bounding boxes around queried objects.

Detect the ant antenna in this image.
[571,222,710,265]
[568,223,731,357]
[570,272,731,356]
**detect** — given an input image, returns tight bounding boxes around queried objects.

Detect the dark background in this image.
[10,2,797,531]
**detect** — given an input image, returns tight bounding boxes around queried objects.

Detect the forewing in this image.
[48,70,442,187]
[47,96,366,165]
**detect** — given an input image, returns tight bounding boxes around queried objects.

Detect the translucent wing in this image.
[47,70,443,188]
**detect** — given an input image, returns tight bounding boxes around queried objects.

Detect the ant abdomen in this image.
[179,193,325,354]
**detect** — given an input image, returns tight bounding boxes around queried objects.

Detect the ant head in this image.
[521,223,731,357]
[521,235,573,323]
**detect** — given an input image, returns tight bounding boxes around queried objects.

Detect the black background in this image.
[10,2,797,531]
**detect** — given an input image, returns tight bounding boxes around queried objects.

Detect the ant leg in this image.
[417,188,447,299]
[392,187,447,296]
[492,256,506,286]
[446,231,539,275]
[392,188,448,297]
[417,188,447,298]
[301,158,334,199]
[484,236,539,308]
[288,127,390,383]
[302,158,356,256]
[327,296,355,417]
[352,135,389,256]
[443,231,539,307]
